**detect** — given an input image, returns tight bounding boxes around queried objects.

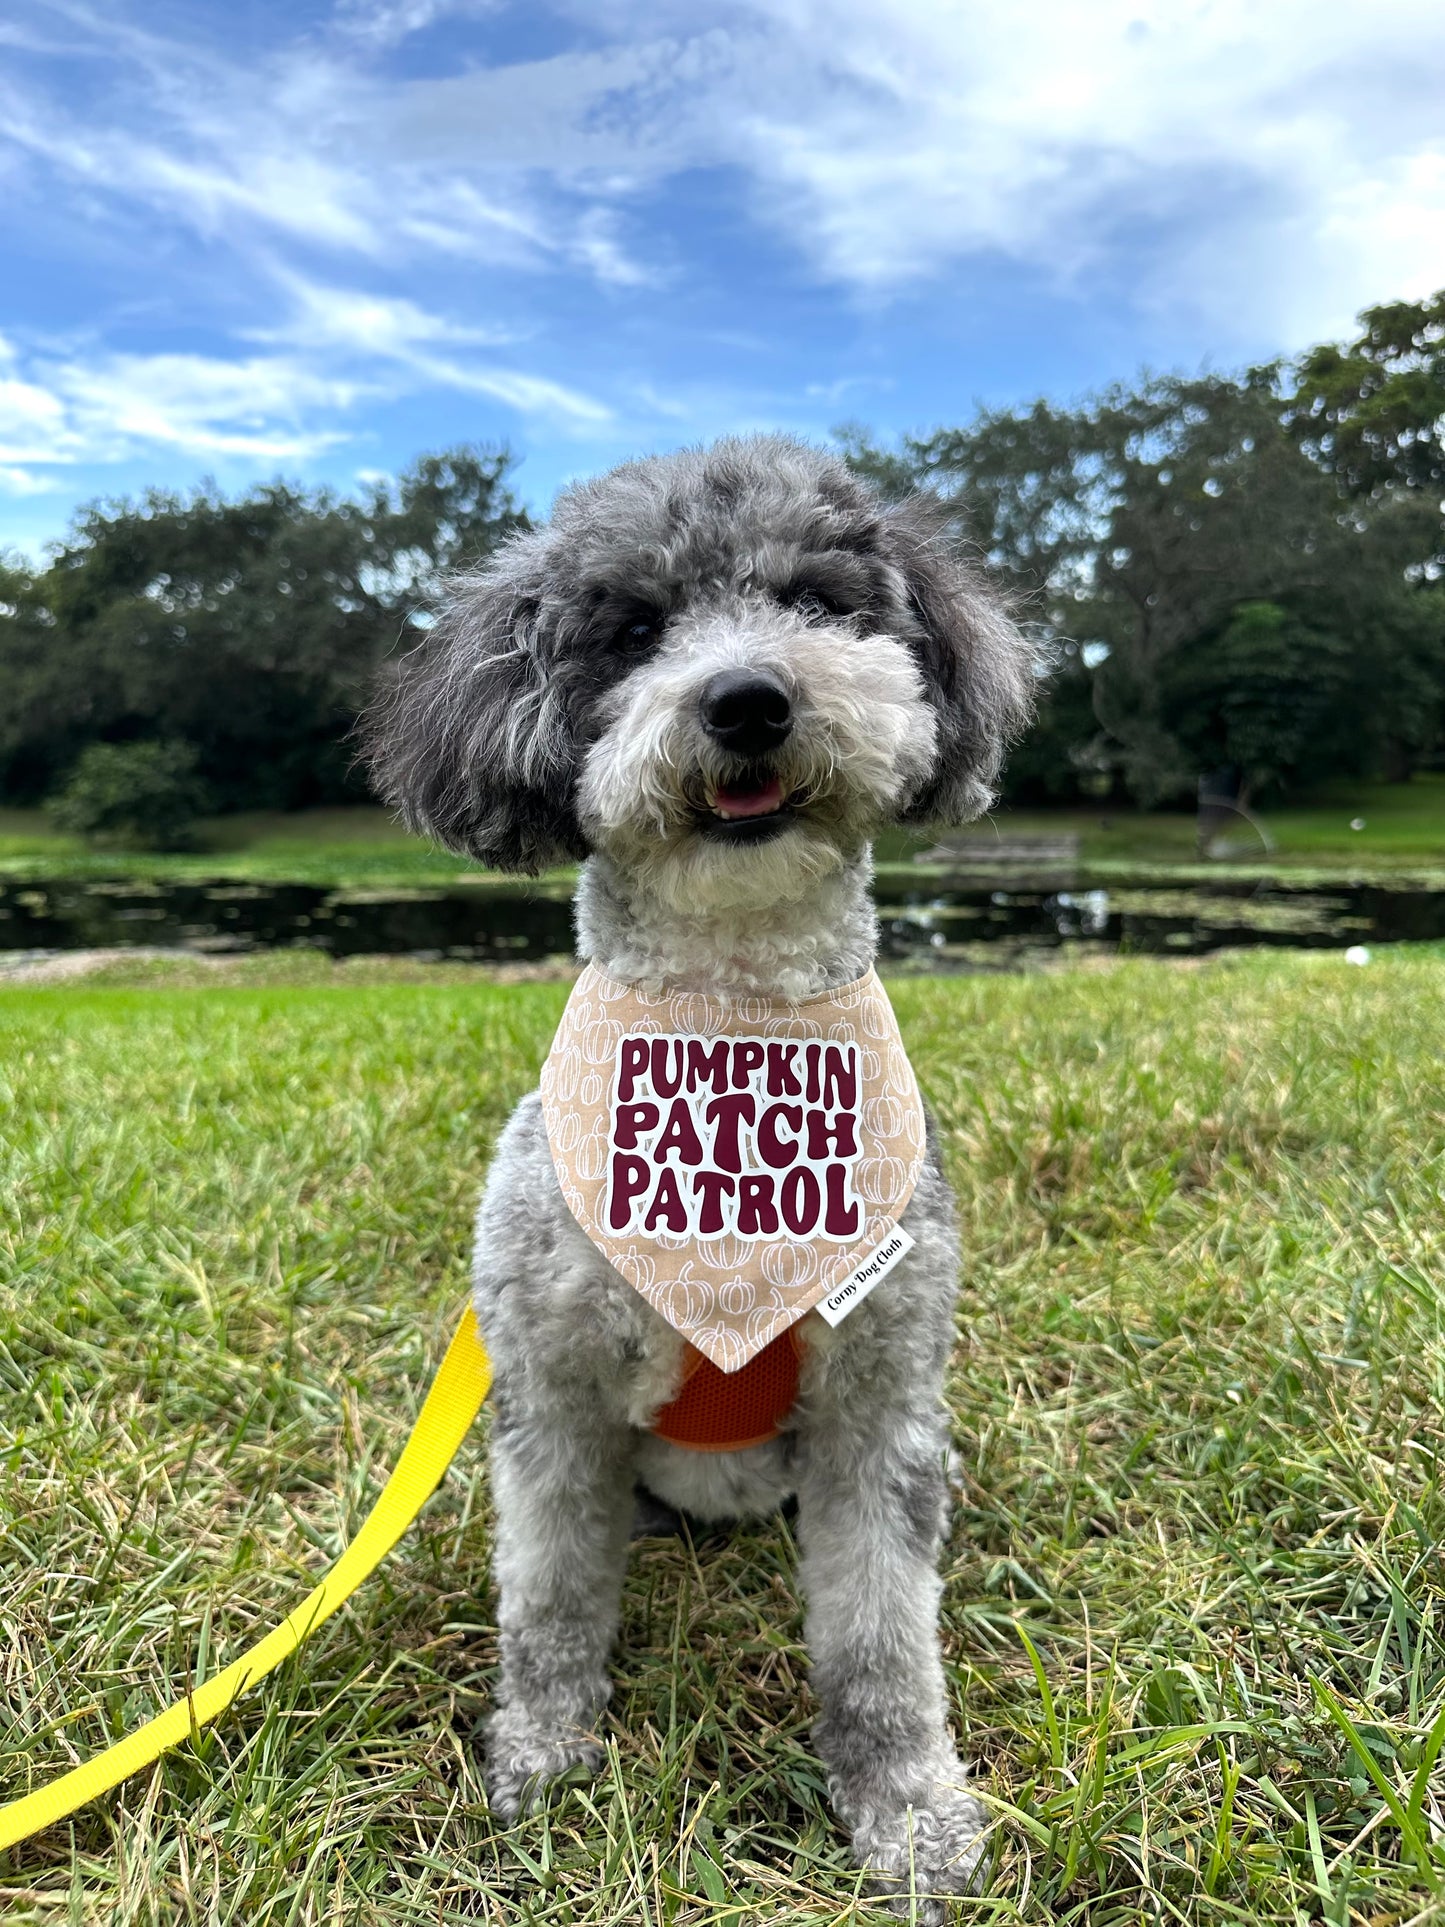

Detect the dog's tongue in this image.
[713,776,785,819]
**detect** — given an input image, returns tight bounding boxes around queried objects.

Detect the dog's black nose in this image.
[698,669,793,755]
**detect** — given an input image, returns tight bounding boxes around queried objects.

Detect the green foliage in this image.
[6,298,1445,825]
[1164,600,1357,797]
[0,447,525,811]
[46,738,210,850]
[3,952,1445,1920]
[1288,293,1445,508]
[844,295,1445,806]
[1165,588,1445,796]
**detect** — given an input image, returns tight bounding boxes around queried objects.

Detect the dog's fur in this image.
[364,435,1034,1918]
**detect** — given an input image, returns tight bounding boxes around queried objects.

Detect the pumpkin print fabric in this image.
[539,964,927,1373]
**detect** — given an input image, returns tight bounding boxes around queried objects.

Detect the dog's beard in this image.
[580,736,850,913]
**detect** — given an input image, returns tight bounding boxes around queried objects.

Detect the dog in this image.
[363,434,1033,1917]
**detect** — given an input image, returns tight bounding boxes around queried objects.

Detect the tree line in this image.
[1,294,1442,842]
[844,292,1445,806]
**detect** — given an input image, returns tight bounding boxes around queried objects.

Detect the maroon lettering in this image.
[824,1161,860,1236]
[610,1025,869,1247]
[731,1039,765,1089]
[737,1173,779,1235]
[614,1100,660,1150]
[822,1044,858,1110]
[686,1036,730,1096]
[757,1101,802,1169]
[779,1165,821,1236]
[704,1091,755,1173]
[654,1097,705,1166]
[618,1037,650,1103]
[643,1166,689,1233]
[806,1107,858,1160]
[608,1153,651,1230]
[692,1169,736,1233]
[766,1041,802,1097]
[650,1036,685,1097]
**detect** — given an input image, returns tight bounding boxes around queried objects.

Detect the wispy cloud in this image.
[13,1,1439,342]
[0,336,362,469]
[0,463,60,496]
[1,0,1441,540]
[256,272,614,426]
[703,0,1445,337]
[332,0,502,50]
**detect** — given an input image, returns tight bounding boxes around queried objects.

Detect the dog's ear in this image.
[883,497,1036,826]
[361,552,587,873]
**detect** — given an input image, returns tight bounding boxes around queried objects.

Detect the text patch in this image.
[606,1032,862,1242]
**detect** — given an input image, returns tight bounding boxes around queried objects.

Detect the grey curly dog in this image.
[363,433,1034,1918]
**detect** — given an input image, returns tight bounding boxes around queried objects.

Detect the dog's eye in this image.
[779,586,848,623]
[612,614,664,655]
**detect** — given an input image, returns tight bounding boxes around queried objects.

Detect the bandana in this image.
[540,963,927,1375]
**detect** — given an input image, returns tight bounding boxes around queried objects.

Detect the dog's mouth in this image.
[695,773,798,844]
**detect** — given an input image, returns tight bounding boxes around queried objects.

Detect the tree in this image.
[842,312,1445,805]
[851,372,1372,801]
[1287,293,1445,509]
[0,447,526,811]
[48,739,210,849]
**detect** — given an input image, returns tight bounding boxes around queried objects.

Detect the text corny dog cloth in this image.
[540,964,926,1449]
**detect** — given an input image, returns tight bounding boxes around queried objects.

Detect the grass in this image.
[938,775,1445,881]
[0,810,507,890]
[2,949,1445,1923]
[1,775,1441,891]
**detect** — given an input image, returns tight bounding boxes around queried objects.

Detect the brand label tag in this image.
[814,1226,915,1326]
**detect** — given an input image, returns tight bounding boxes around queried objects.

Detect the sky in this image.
[2,0,1444,552]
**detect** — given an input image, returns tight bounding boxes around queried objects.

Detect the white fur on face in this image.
[576,602,938,916]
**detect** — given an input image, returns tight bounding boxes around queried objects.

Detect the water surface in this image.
[3,873,1442,971]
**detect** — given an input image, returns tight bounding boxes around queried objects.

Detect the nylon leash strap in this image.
[0,1305,491,1854]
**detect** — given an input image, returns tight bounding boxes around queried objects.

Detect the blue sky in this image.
[3,0,1444,552]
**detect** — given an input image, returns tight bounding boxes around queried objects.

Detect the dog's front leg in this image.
[482,1391,634,1821]
[798,1415,986,1920]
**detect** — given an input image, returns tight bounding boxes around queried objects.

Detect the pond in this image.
[2,873,1443,971]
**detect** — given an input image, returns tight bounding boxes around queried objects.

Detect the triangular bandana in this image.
[540,964,926,1372]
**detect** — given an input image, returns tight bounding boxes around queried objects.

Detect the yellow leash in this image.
[0,1304,491,1854]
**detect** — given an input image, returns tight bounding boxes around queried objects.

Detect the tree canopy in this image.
[843,293,1445,805]
[0,447,525,812]
[3,298,1443,827]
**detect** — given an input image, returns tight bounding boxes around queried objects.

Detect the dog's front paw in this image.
[853,1787,990,1922]
[482,1705,605,1821]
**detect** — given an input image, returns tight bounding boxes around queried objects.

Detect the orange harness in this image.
[649,1327,802,1452]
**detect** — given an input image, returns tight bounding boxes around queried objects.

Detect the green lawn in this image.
[1,775,1440,890]
[933,775,1445,878]
[0,808,502,890]
[3,953,1445,1922]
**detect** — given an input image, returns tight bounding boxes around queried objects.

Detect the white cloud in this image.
[5,0,1441,356]
[257,277,518,356]
[50,352,362,459]
[0,335,361,468]
[0,464,59,495]
[258,272,615,425]
[380,0,1445,343]
[804,374,892,405]
[0,267,615,485]
[333,0,502,49]
[0,375,78,464]
[2,0,1441,527]
[0,8,651,279]
[565,0,1443,345]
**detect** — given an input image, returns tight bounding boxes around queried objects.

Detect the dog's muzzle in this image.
[696,670,797,844]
